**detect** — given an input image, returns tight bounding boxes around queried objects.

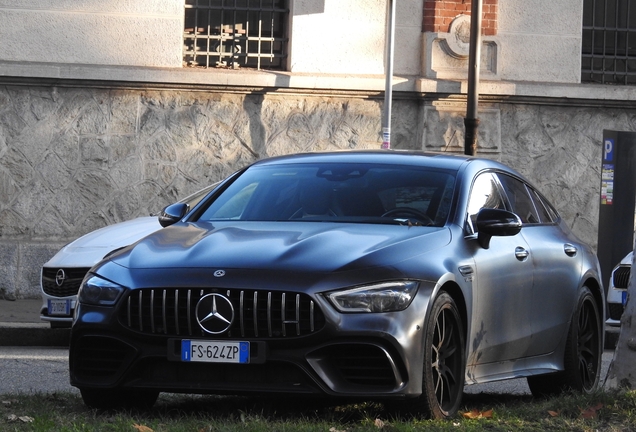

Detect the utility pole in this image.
[381,0,396,149]
[464,0,483,156]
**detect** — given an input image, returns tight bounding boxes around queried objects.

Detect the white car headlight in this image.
[326,281,419,313]
[78,274,125,306]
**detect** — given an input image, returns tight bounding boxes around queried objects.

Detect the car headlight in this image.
[78,274,125,306]
[326,281,419,313]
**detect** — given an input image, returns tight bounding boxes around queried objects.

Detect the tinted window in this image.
[466,172,506,234]
[497,174,541,224]
[526,187,556,223]
[196,163,456,226]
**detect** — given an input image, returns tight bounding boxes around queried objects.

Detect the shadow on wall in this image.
[294,0,326,16]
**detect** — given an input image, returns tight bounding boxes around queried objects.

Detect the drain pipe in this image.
[464,0,483,156]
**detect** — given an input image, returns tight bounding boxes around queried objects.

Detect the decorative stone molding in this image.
[422,15,500,80]
[421,103,501,155]
[444,15,472,59]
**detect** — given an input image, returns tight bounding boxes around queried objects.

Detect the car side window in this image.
[496,174,541,224]
[466,172,506,234]
[526,187,555,223]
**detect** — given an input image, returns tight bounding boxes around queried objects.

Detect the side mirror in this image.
[475,208,522,249]
[158,202,189,227]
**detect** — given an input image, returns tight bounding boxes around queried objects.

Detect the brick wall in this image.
[423,0,498,36]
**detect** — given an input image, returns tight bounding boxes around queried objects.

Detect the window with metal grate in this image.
[183,0,289,70]
[582,0,636,85]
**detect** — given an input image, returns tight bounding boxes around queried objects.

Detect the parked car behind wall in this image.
[605,251,632,348]
[40,183,220,327]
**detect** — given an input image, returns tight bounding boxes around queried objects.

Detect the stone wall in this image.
[0,83,627,298]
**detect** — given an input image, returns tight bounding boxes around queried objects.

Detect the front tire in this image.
[527,285,602,397]
[420,292,466,419]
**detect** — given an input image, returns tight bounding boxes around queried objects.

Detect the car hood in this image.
[44,216,162,268]
[108,221,452,276]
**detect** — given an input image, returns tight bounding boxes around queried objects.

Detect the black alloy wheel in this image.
[422,291,465,419]
[527,285,602,396]
[574,288,602,392]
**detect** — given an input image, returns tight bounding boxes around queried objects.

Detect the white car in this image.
[605,251,632,347]
[40,184,218,327]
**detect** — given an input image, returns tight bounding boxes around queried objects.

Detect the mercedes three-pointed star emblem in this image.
[195,293,235,334]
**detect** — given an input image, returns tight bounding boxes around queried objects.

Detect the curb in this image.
[0,323,70,347]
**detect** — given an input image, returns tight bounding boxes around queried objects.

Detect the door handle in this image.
[515,246,530,261]
[515,246,529,261]
[564,243,578,257]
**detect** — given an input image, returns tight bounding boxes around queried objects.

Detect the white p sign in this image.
[604,138,614,162]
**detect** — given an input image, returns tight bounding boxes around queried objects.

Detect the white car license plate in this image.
[48,299,71,316]
[181,340,249,364]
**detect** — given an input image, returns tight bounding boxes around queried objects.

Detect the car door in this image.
[465,172,535,367]
[497,174,580,356]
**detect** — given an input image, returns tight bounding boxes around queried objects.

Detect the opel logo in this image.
[214,270,226,277]
[195,294,234,334]
[55,269,66,287]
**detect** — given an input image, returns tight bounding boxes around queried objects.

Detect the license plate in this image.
[622,291,628,306]
[48,299,71,316]
[181,340,249,364]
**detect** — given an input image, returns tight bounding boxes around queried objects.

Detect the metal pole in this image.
[381,0,396,149]
[464,0,483,156]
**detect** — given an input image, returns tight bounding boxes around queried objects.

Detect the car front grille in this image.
[42,267,91,297]
[612,266,631,289]
[119,288,326,339]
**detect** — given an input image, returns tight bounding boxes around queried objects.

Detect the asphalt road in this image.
[0,347,615,396]
[0,347,77,395]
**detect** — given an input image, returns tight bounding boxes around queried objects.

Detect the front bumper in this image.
[69,292,430,399]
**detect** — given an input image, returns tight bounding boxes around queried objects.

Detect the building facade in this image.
[1,0,635,298]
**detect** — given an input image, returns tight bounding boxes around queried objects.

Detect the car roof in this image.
[249,150,522,179]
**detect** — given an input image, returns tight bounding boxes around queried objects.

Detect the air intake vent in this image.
[73,336,133,378]
[310,344,402,389]
[612,266,631,289]
[608,303,625,321]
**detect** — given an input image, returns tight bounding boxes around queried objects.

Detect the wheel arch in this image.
[438,281,468,343]
[583,275,604,323]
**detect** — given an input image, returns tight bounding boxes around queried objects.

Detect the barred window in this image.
[582,0,636,84]
[184,0,289,70]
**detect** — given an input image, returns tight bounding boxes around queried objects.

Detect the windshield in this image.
[195,163,456,227]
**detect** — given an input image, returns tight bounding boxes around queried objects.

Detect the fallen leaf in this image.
[18,416,34,423]
[462,409,480,419]
[548,410,560,417]
[329,428,347,432]
[7,414,17,422]
[374,418,386,428]
[133,424,154,432]
[580,402,603,419]
[462,409,493,419]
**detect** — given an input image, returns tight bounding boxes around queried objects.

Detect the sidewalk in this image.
[0,298,70,346]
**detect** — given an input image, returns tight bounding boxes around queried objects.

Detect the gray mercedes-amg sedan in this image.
[69,150,604,419]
